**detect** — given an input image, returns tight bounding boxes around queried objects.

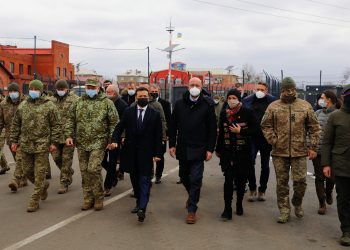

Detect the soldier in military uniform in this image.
[261,77,320,223]
[10,80,62,212]
[0,82,27,191]
[65,78,119,211]
[0,89,10,175]
[51,79,78,194]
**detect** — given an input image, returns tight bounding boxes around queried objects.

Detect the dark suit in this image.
[112,105,162,210]
[155,98,171,179]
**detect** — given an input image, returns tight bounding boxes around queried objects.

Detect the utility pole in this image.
[33,35,37,79]
[147,46,150,84]
[166,21,174,103]
[320,70,322,87]
[242,70,245,85]
[281,69,284,81]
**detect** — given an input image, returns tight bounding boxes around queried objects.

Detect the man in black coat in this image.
[102,84,128,197]
[169,77,217,224]
[150,84,171,184]
[111,87,162,222]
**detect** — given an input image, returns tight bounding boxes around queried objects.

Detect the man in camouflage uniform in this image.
[65,78,119,211]
[0,82,27,191]
[0,89,10,175]
[10,80,62,212]
[261,77,320,223]
[51,79,78,194]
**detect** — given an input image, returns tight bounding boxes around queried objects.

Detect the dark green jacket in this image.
[321,106,350,177]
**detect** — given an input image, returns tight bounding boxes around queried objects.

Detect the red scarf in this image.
[226,102,242,123]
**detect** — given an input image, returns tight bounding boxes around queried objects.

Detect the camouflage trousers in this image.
[51,144,75,186]
[272,156,307,214]
[0,133,8,171]
[78,149,105,202]
[10,146,24,181]
[21,151,50,202]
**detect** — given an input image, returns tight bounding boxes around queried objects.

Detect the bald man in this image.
[169,77,217,224]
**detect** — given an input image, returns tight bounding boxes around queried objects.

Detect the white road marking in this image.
[3,166,179,250]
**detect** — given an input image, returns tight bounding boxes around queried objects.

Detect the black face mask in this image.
[150,93,159,99]
[344,95,350,108]
[137,98,149,107]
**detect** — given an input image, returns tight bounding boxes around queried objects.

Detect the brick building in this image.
[0,40,74,92]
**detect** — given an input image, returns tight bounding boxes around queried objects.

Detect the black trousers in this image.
[155,143,166,179]
[101,149,119,190]
[223,161,248,206]
[179,160,204,213]
[335,176,350,233]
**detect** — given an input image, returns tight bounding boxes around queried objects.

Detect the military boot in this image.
[94,199,104,211]
[81,200,94,211]
[40,181,50,200]
[8,179,20,192]
[27,200,39,212]
[294,206,304,218]
[221,205,232,221]
[340,232,350,246]
[57,184,68,194]
[19,178,28,187]
[318,203,326,215]
[0,166,10,175]
[277,213,290,224]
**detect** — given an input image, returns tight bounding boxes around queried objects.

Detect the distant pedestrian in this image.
[322,84,350,246]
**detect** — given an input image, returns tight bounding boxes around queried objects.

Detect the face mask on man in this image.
[128,89,136,96]
[255,91,266,99]
[9,92,19,100]
[189,87,201,97]
[150,93,159,99]
[228,99,239,108]
[56,90,67,97]
[106,94,115,99]
[137,98,149,107]
[318,99,327,108]
[86,89,98,98]
[280,89,296,103]
[29,90,41,99]
[214,99,219,104]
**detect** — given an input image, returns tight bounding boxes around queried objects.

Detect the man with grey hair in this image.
[102,84,128,196]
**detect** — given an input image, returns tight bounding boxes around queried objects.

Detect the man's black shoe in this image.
[137,209,146,222]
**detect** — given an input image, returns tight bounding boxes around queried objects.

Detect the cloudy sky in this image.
[1,0,349,85]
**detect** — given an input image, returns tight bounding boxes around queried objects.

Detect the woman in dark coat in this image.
[216,89,259,220]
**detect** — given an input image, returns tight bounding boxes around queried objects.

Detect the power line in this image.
[192,0,350,28]
[305,0,350,12]
[0,37,33,40]
[231,0,350,23]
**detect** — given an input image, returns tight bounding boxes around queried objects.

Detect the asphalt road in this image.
[0,145,345,250]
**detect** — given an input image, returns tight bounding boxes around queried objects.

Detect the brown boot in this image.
[186,212,196,224]
[40,181,50,200]
[318,203,326,215]
[81,200,94,211]
[19,178,28,187]
[9,179,19,192]
[57,184,68,194]
[94,199,104,211]
[27,200,39,212]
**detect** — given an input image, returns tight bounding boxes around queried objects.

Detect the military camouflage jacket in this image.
[65,92,119,151]
[52,91,78,144]
[0,95,26,144]
[261,98,320,157]
[10,95,62,153]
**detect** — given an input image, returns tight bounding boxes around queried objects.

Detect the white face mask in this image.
[214,100,219,104]
[228,99,239,108]
[255,91,266,99]
[189,87,201,97]
[128,89,136,96]
[318,99,327,108]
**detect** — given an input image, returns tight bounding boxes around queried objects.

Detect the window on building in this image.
[56,67,61,77]
[70,71,73,80]
[175,78,182,85]
[28,65,32,75]
[63,68,67,77]
[10,62,15,73]
[19,64,24,75]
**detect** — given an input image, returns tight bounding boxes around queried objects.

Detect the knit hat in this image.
[226,88,242,101]
[85,78,100,86]
[281,77,296,90]
[29,80,44,92]
[342,84,350,95]
[8,82,20,92]
[55,79,68,89]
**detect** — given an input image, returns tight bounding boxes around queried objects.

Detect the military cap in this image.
[281,77,296,90]
[55,79,68,89]
[85,78,100,86]
[8,82,20,92]
[29,80,44,92]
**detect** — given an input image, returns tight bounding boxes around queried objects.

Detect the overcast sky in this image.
[1,0,349,85]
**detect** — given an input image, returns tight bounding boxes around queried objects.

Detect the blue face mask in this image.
[57,90,66,97]
[29,90,41,99]
[86,89,98,98]
[9,92,19,100]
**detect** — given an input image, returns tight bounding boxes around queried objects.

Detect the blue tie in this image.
[137,109,144,129]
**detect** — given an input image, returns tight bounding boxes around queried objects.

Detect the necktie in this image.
[137,109,144,129]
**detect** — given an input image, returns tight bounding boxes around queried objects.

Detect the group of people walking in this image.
[0,75,349,246]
